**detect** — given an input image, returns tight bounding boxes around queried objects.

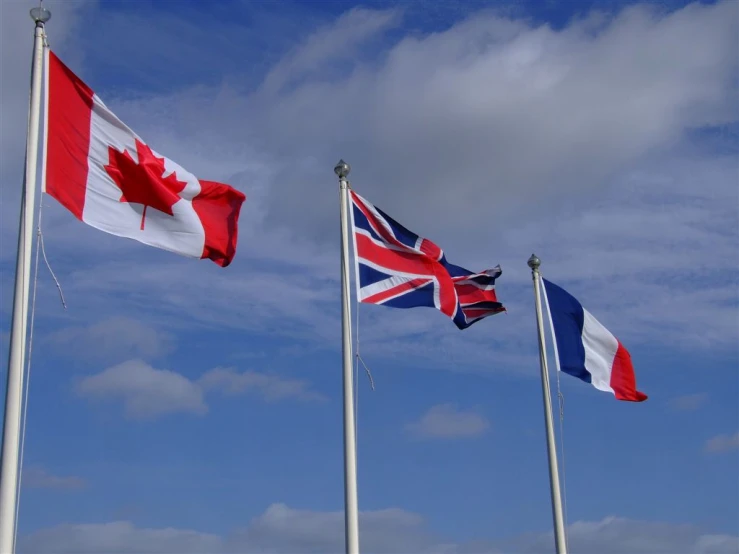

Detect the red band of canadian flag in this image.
[44,50,245,267]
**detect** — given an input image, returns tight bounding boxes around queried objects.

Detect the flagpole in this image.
[0,8,50,553]
[335,159,360,554]
[528,254,567,554]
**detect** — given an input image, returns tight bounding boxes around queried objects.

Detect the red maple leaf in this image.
[104,139,187,230]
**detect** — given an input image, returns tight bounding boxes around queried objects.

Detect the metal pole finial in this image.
[30,6,51,24]
[334,159,351,179]
[528,253,541,270]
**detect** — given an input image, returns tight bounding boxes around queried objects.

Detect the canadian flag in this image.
[43,50,246,267]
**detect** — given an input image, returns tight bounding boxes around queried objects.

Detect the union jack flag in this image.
[350,190,505,329]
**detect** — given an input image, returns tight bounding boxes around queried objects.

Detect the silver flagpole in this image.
[0,7,50,553]
[335,160,360,554]
[528,254,567,554]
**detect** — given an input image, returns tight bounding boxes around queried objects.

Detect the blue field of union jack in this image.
[350,190,506,329]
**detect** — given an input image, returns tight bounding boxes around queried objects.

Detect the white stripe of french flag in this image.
[542,278,647,402]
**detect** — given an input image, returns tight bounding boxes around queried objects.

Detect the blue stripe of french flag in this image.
[542,278,647,402]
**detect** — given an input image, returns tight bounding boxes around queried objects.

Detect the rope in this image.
[540,275,570,550]
[354,302,359,459]
[352,278,376,466]
[348,179,376,465]
[353,285,375,392]
[555,366,570,551]
[14,200,44,547]
[38,224,66,308]
[356,354,375,391]
[13,191,66,548]
[348,178,375,401]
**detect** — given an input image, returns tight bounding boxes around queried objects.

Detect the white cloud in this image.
[50,257,339,347]
[2,1,737,378]
[24,1,733,363]
[251,0,737,237]
[21,521,221,554]
[2,6,735,553]
[226,503,446,553]
[503,516,739,554]
[260,7,401,95]
[669,393,709,412]
[199,367,326,402]
[405,403,490,439]
[705,432,739,454]
[76,360,324,419]
[46,316,175,364]
[18,508,739,554]
[75,359,207,420]
[22,466,86,490]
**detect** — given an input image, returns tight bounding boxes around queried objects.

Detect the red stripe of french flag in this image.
[609,340,647,402]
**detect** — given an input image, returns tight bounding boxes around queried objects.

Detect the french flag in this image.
[542,278,647,402]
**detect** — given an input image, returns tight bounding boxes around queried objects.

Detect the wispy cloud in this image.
[12,0,732,376]
[502,515,739,554]
[405,403,490,439]
[22,521,222,554]
[46,316,175,364]
[260,7,402,94]
[19,508,739,554]
[1,3,736,549]
[2,2,736,386]
[22,466,87,490]
[199,367,326,402]
[705,432,739,454]
[668,393,708,412]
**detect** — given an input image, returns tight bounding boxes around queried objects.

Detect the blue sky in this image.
[0,0,737,552]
